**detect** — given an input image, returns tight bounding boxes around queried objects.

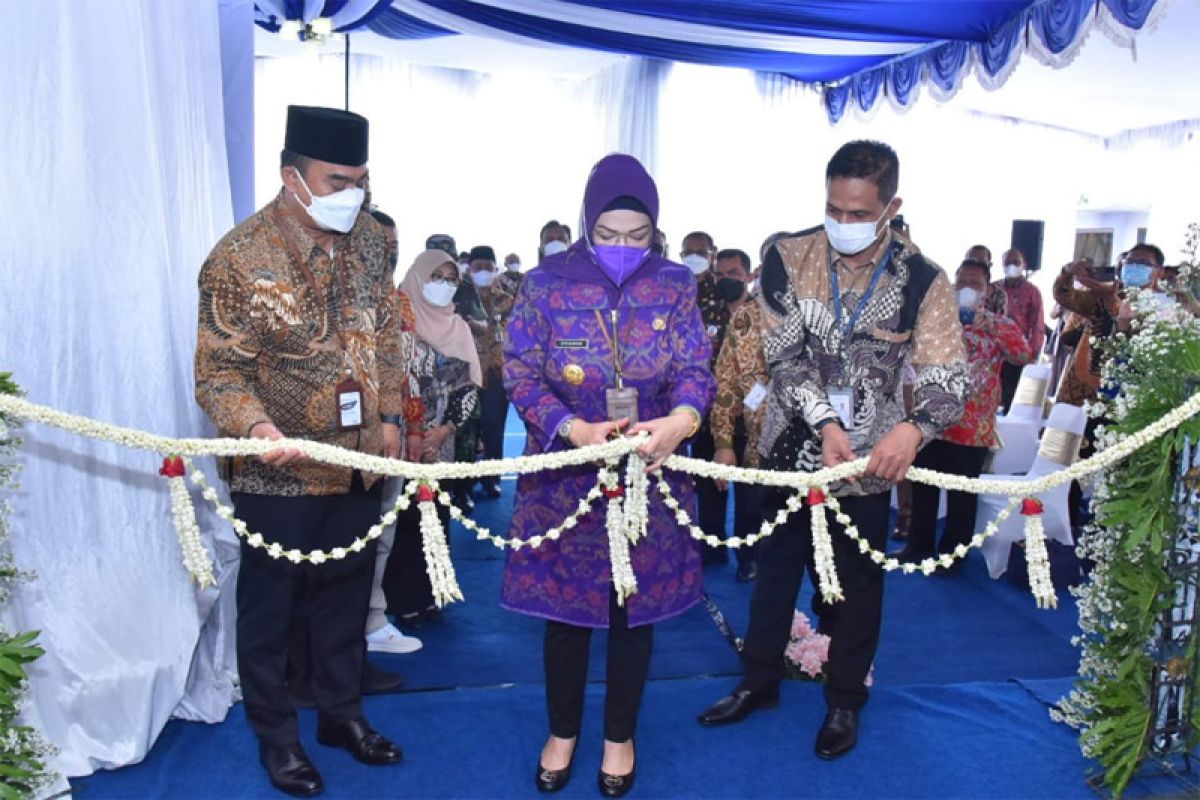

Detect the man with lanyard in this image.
[195,106,404,796]
[698,140,967,759]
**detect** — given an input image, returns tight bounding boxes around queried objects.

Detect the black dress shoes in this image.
[316,717,403,765]
[362,660,405,695]
[697,688,779,726]
[260,743,324,797]
[815,708,859,760]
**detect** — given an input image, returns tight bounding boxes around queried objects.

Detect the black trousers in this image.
[999,361,1023,414]
[729,427,761,571]
[691,421,730,564]
[477,372,509,490]
[907,439,989,556]
[233,473,381,747]
[381,500,452,617]
[544,593,653,743]
[741,491,890,711]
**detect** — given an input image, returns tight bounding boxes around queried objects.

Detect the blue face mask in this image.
[1121,262,1154,288]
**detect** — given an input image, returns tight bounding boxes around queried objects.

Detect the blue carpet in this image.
[71,407,1097,798]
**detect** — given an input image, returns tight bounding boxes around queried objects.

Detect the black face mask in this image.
[715,277,746,303]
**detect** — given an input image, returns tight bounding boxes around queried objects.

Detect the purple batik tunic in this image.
[500,246,716,628]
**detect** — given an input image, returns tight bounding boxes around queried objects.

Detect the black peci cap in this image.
[284,105,369,166]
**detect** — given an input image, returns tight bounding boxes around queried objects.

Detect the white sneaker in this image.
[366,623,423,654]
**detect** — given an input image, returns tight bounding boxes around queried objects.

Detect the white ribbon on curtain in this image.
[1,0,240,779]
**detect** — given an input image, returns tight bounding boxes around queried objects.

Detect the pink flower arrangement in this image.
[784,610,874,686]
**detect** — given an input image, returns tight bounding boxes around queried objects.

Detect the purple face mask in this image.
[593,244,648,286]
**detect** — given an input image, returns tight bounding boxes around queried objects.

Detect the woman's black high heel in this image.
[535,739,576,793]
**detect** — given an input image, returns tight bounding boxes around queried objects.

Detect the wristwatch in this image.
[814,417,843,438]
[557,416,576,442]
[380,413,402,425]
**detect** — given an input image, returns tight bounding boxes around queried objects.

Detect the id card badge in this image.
[606,387,639,424]
[744,380,770,412]
[827,387,855,431]
[335,378,364,431]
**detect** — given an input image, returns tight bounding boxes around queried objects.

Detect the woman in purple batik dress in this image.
[502,154,716,797]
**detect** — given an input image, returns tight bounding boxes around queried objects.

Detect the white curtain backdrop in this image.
[256,51,1199,296]
[254,53,667,265]
[655,63,1200,296]
[0,0,240,778]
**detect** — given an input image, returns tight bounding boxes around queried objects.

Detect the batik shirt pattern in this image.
[710,297,768,467]
[195,194,404,496]
[758,228,968,497]
[942,310,1033,448]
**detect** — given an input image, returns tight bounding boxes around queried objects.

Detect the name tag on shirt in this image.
[827,387,855,431]
[744,381,769,412]
[336,379,364,431]
[555,338,589,349]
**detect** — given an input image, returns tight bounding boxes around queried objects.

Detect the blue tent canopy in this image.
[253,0,1163,121]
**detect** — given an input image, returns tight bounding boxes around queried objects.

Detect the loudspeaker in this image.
[1011,220,1044,271]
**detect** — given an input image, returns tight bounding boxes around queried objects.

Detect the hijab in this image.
[400,249,483,387]
[540,153,667,288]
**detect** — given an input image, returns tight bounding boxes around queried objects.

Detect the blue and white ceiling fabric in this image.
[253,0,1164,122]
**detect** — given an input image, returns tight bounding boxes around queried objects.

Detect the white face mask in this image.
[471,269,496,288]
[957,286,980,309]
[542,240,569,257]
[291,169,364,234]
[457,261,470,275]
[506,262,521,273]
[1004,264,1024,279]
[423,281,457,307]
[824,211,886,256]
[682,254,710,275]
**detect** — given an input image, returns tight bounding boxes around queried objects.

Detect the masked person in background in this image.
[679,230,733,567]
[896,257,1033,568]
[699,140,968,761]
[500,252,524,294]
[195,105,404,796]
[708,247,764,582]
[467,245,516,499]
[991,248,1044,412]
[425,233,457,259]
[503,154,715,797]
[383,250,483,628]
[448,249,488,511]
[539,219,572,262]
